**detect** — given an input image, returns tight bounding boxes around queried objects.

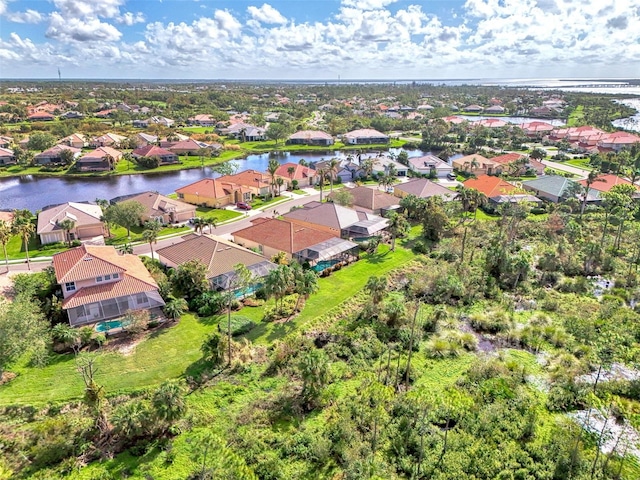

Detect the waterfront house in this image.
[37,202,105,245]
[219,123,266,141]
[176,178,251,207]
[0,147,15,166]
[287,130,334,146]
[452,153,499,176]
[275,162,317,188]
[53,245,165,327]
[131,145,179,165]
[168,139,218,156]
[157,234,276,291]
[188,114,217,127]
[134,132,159,147]
[112,191,196,224]
[33,145,81,165]
[342,129,389,145]
[217,169,272,197]
[76,146,123,172]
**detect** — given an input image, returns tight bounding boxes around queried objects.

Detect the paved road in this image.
[541,159,591,179]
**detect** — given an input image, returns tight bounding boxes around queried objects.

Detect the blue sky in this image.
[0,0,639,80]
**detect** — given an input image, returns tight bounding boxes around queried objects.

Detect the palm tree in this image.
[386,212,409,251]
[0,220,12,273]
[191,217,205,235]
[276,177,285,196]
[152,381,186,429]
[327,158,340,193]
[365,275,388,305]
[142,220,161,260]
[361,158,375,180]
[299,349,329,409]
[58,218,76,246]
[580,170,604,218]
[13,219,34,271]
[317,167,328,203]
[205,217,217,234]
[164,297,188,320]
[267,158,280,198]
[291,263,319,314]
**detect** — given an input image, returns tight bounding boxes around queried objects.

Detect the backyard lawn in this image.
[0,235,419,405]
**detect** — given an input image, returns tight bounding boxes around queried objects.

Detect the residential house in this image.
[90,133,127,148]
[521,175,581,203]
[463,175,519,198]
[157,234,276,291]
[393,178,458,201]
[37,202,105,245]
[282,201,388,239]
[287,130,334,146]
[233,218,359,271]
[59,133,87,149]
[131,145,179,164]
[52,245,165,327]
[28,112,55,121]
[76,146,123,172]
[490,153,545,176]
[33,145,81,165]
[133,116,175,128]
[597,132,640,152]
[485,105,506,114]
[407,154,453,179]
[59,111,84,120]
[452,153,500,176]
[168,139,217,156]
[188,114,217,127]
[578,174,640,194]
[519,121,555,138]
[275,162,317,188]
[330,186,399,215]
[313,158,365,183]
[472,118,508,128]
[463,105,484,112]
[342,129,389,145]
[159,133,190,148]
[368,155,408,177]
[134,132,158,146]
[219,123,266,141]
[0,135,13,148]
[0,147,15,166]
[175,178,251,207]
[442,116,466,125]
[112,191,196,224]
[219,169,273,197]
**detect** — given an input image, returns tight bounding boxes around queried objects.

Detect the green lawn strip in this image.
[194,206,243,223]
[245,244,416,344]
[567,105,585,127]
[105,224,190,246]
[565,158,594,170]
[0,314,215,405]
[251,195,290,210]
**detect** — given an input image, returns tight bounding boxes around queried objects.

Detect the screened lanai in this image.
[293,237,360,272]
[210,260,277,291]
[66,291,166,327]
[342,217,388,240]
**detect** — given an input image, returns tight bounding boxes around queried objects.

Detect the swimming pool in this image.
[95,319,130,333]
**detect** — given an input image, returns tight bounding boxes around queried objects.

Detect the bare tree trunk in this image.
[405,303,419,389]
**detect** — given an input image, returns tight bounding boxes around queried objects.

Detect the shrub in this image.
[218,315,257,336]
[469,310,512,334]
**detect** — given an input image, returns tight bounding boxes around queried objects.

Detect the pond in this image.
[0,148,432,212]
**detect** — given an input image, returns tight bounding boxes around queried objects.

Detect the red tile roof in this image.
[233,218,335,254]
[578,174,640,193]
[176,178,249,200]
[275,162,317,180]
[463,175,519,197]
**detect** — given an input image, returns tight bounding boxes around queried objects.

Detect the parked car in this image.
[447,173,457,180]
[236,202,252,210]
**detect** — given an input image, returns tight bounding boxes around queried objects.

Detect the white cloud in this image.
[5,9,44,23]
[0,1,7,16]
[117,11,145,26]
[46,12,122,42]
[341,0,399,10]
[52,0,125,18]
[247,3,287,24]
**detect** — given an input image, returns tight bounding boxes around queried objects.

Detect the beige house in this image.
[76,146,122,171]
[59,133,87,149]
[176,178,251,207]
[37,202,106,245]
[53,245,165,327]
[113,191,195,224]
[275,162,317,187]
[452,154,500,176]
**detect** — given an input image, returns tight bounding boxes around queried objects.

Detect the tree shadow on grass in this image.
[197,313,224,327]
[364,250,392,265]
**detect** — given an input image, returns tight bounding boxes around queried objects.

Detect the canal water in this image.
[0,148,432,212]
